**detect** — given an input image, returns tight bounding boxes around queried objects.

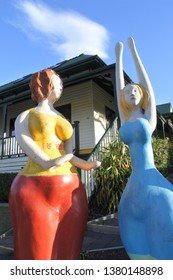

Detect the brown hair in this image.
[29,69,59,103]
[120,83,149,120]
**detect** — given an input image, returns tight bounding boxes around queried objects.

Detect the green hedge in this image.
[152,136,173,177]
[0,173,17,202]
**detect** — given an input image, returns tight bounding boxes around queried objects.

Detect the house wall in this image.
[92,82,115,144]
[55,80,95,154]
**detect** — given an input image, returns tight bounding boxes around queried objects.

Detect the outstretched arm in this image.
[64,138,101,171]
[115,42,126,125]
[127,37,157,131]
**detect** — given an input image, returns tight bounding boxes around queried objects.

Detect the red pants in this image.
[9,174,88,260]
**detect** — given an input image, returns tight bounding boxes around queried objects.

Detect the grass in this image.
[0,206,12,235]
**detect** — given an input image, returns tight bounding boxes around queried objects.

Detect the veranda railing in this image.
[81,117,118,198]
[0,136,24,159]
[0,121,80,160]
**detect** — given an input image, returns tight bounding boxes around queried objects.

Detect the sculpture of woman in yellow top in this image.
[9,69,100,260]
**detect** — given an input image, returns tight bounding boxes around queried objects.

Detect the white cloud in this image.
[12,0,109,60]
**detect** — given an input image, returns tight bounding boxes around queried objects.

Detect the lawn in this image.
[0,206,12,235]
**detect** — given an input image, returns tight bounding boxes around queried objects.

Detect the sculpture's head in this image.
[29,69,63,104]
[120,83,149,120]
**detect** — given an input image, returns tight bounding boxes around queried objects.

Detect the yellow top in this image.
[20,109,77,176]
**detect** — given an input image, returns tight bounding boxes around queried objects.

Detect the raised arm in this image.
[15,110,73,170]
[115,42,126,125]
[127,37,157,131]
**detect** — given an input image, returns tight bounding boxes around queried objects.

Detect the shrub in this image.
[89,133,131,214]
[0,173,17,202]
[89,134,173,215]
[152,136,173,177]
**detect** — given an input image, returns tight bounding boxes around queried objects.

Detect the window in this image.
[9,118,16,137]
[105,106,115,124]
[56,104,71,122]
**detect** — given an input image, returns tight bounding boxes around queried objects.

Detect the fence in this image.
[0,136,24,159]
[0,121,80,160]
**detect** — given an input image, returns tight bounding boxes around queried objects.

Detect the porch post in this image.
[73,121,80,156]
[1,104,8,158]
[112,67,120,129]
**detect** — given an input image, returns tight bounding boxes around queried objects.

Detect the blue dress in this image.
[118,117,173,260]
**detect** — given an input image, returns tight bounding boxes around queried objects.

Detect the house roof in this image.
[0,53,131,106]
[157,103,173,114]
[157,103,173,125]
[51,53,106,76]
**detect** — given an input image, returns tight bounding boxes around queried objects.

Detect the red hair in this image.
[29,69,59,103]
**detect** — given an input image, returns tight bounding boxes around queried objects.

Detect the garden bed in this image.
[0,204,12,236]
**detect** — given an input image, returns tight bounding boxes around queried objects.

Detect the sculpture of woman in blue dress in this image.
[115,37,173,260]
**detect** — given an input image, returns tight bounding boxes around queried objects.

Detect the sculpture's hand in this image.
[70,156,101,171]
[79,159,101,170]
[92,160,101,169]
[115,42,123,58]
[127,36,136,52]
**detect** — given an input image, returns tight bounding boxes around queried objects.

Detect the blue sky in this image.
[0,0,173,106]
